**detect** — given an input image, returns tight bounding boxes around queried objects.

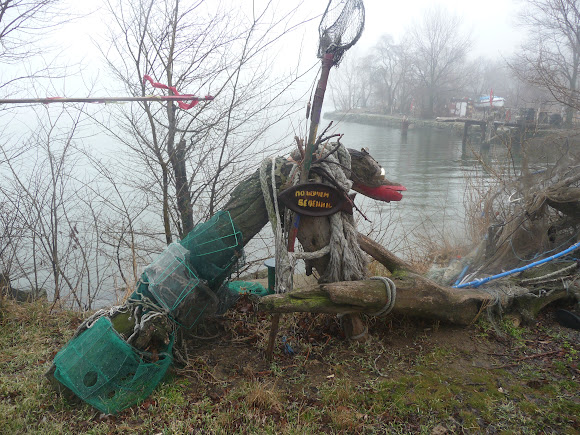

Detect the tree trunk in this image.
[222,157,291,245]
[171,139,194,236]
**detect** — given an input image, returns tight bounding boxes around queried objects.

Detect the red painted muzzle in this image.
[352,183,406,202]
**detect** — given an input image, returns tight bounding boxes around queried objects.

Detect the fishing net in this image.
[143,243,200,312]
[51,211,246,412]
[53,317,173,415]
[477,151,580,274]
[211,281,270,316]
[135,211,244,327]
[228,281,269,297]
[318,0,365,65]
[140,243,218,329]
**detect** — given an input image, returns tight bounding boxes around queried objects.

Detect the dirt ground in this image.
[170,296,580,433]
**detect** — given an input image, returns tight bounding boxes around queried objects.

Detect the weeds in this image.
[0,298,579,434]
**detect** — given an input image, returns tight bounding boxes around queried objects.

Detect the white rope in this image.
[271,157,295,294]
[314,142,368,283]
[368,276,397,317]
[260,158,297,293]
[258,142,368,292]
[83,305,128,330]
[127,310,168,345]
[520,262,578,284]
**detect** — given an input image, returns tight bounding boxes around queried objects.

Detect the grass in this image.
[0,297,579,434]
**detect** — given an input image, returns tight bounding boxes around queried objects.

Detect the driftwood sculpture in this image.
[45,0,580,411]
[223,144,578,337]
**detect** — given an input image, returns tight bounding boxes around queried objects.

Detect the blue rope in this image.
[454,241,580,289]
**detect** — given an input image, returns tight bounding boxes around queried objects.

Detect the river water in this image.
[324,120,477,257]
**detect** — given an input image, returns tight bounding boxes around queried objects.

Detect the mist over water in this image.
[326,121,475,255]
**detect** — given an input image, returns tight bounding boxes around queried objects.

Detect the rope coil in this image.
[368,276,396,317]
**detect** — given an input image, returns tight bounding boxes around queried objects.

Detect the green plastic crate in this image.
[53,317,173,414]
[180,211,243,285]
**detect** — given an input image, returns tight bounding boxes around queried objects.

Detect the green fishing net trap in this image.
[137,211,244,328]
[180,211,244,286]
[51,211,246,413]
[52,317,174,415]
[143,243,200,313]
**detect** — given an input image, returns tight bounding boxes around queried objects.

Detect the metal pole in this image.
[0,96,214,105]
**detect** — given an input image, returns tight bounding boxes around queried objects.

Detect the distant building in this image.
[447,98,473,118]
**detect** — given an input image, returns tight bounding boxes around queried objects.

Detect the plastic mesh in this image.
[169,281,218,329]
[228,281,269,297]
[143,243,200,311]
[53,317,173,415]
[180,211,243,285]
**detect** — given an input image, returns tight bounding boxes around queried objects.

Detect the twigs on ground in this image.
[493,350,560,369]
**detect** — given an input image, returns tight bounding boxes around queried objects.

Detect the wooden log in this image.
[357,233,414,273]
[258,275,494,326]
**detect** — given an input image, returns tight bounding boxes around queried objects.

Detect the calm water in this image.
[325,121,476,254]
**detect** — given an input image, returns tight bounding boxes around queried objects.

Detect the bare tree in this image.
[513,0,580,126]
[368,34,414,114]
[0,0,71,97]
[330,50,370,111]
[408,6,472,118]
[97,0,314,243]
[0,106,121,309]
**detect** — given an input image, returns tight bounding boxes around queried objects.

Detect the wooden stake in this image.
[265,314,281,361]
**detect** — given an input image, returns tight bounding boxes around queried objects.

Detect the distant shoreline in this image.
[324,110,463,133]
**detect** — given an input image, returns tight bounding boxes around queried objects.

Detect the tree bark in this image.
[222,157,291,245]
[257,275,575,326]
[257,275,492,325]
[170,139,194,236]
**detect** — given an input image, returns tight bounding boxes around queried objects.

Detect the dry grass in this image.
[1,282,579,434]
[243,381,283,412]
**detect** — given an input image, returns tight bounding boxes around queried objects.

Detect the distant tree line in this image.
[331,2,580,126]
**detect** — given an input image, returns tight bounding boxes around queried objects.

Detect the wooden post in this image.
[265,314,281,361]
[462,123,469,151]
[401,117,410,136]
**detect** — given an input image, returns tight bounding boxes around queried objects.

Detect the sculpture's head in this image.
[348,148,405,202]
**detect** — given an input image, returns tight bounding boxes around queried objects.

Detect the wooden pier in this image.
[436,117,530,149]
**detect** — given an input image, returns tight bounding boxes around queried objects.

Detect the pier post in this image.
[401,117,410,137]
[462,123,469,152]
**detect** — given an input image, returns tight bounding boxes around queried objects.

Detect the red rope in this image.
[143,75,214,110]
